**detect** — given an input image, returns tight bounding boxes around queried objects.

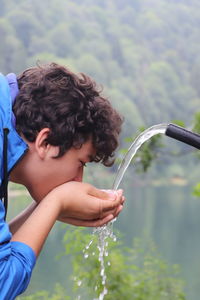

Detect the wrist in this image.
[45,183,72,217]
[42,191,62,218]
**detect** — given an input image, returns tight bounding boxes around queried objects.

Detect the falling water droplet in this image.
[77,280,82,286]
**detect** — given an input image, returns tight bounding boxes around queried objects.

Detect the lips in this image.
[72,177,82,182]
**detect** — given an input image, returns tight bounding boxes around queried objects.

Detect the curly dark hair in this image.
[13,63,123,166]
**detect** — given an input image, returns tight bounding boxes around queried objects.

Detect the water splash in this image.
[93,124,168,300]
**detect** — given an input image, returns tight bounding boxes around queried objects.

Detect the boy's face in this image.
[11,138,96,202]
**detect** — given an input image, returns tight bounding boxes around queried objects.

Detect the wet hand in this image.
[59,194,124,227]
[49,181,125,225]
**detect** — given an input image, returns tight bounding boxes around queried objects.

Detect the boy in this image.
[0,63,124,299]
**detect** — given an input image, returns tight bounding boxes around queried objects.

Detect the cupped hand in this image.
[49,181,125,226]
[58,198,124,227]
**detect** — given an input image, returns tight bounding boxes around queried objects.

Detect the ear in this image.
[35,128,59,159]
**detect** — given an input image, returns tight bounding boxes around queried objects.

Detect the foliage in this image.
[192,112,200,134]
[17,283,70,300]
[18,227,185,299]
[62,227,185,300]
[171,120,186,128]
[0,0,200,129]
[192,183,200,197]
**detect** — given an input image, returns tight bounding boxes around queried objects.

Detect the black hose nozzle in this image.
[165,123,200,150]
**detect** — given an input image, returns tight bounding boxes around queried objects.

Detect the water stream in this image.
[112,123,168,190]
[82,124,168,300]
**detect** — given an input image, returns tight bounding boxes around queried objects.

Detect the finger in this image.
[58,216,94,226]
[81,193,124,220]
[79,191,117,219]
[91,214,114,227]
[89,185,117,200]
[98,200,124,219]
[103,200,125,218]
[114,204,124,218]
[121,196,125,205]
[101,190,123,212]
[59,214,114,227]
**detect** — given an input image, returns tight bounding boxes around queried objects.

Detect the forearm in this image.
[10,182,124,257]
[9,201,37,234]
[11,194,60,257]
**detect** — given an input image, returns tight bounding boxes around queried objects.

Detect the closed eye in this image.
[80,161,87,167]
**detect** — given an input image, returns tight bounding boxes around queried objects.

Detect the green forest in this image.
[1,0,200,299]
[1,0,200,133]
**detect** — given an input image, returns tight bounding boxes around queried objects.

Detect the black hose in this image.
[165,123,200,150]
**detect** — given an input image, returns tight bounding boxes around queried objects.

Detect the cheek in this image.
[60,163,80,181]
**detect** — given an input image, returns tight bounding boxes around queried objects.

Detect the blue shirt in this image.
[0,74,36,299]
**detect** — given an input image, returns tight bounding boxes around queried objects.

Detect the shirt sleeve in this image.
[0,202,36,300]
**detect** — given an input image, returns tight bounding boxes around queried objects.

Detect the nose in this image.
[74,166,84,182]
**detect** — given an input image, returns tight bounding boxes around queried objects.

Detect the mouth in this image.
[71,177,82,182]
